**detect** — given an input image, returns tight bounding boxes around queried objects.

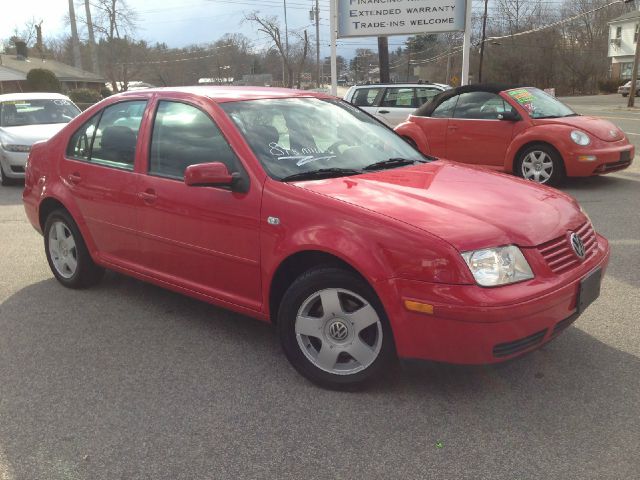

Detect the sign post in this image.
[461,0,472,85]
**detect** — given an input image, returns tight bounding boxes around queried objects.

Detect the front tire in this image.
[515,144,565,186]
[0,163,11,186]
[277,267,394,389]
[44,209,104,288]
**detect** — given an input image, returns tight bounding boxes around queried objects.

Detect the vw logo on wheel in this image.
[570,232,586,260]
[328,321,349,341]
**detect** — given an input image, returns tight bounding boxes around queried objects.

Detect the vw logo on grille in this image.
[328,321,349,341]
[570,232,586,260]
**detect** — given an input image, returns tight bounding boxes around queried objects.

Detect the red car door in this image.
[445,92,516,168]
[60,98,150,267]
[134,97,263,311]
[410,95,458,157]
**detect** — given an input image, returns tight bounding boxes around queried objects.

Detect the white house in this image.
[608,10,640,81]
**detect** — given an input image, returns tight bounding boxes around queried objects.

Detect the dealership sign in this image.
[337,0,467,38]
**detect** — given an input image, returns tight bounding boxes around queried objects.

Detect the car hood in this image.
[0,123,67,146]
[533,115,624,142]
[294,161,585,251]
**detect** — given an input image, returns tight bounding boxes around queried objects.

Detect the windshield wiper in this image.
[280,168,362,182]
[362,157,426,171]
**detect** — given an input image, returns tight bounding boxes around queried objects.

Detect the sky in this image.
[0,0,412,59]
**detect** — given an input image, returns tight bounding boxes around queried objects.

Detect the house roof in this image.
[0,54,104,83]
[609,10,640,25]
[0,66,26,82]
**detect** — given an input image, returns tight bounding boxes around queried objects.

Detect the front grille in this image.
[10,165,25,173]
[537,222,597,274]
[493,329,547,358]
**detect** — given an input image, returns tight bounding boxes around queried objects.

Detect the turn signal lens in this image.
[404,300,434,315]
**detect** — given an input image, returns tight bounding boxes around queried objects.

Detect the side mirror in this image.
[184,162,238,188]
[497,111,520,121]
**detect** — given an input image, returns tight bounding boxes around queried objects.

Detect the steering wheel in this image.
[326,140,351,155]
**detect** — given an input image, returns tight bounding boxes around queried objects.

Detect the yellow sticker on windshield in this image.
[508,89,534,104]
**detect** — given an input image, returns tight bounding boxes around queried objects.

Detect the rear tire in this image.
[277,267,395,389]
[44,209,105,288]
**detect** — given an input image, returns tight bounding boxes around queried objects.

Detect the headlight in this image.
[461,245,534,287]
[1,143,31,153]
[570,130,590,146]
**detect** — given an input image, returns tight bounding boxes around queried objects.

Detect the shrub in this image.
[100,87,112,98]
[598,79,620,93]
[26,69,61,92]
[68,88,103,104]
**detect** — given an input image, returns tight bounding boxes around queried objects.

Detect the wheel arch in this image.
[269,250,371,325]
[39,197,70,231]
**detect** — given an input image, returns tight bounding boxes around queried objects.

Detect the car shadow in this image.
[0,273,638,478]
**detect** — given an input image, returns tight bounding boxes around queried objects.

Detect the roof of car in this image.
[117,86,332,103]
[351,82,450,89]
[414,83,524,117]
[0,92,72,102]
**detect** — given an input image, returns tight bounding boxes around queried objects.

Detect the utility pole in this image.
[478,0,489,83]
[84,0,99,74]
[67,0,82,69]
[378,37,389,83]
[627,0,639,107]
[311,0,320,87]
[406,50,411,81]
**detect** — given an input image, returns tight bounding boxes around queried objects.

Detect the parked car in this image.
[0,93,81,185]
[618,80,640,97]
[24,87,609,388]
[395,84,634,185]
[343,82,451,127]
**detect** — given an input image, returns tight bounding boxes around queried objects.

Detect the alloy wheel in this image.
[48,221,78,279]
[295,288,383,375]
[521,150,554,184]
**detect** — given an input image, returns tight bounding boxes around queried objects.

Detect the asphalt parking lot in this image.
[0,94,638,480]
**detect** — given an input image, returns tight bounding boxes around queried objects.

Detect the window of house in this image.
[149,101,239,180]
[616,26,622,39]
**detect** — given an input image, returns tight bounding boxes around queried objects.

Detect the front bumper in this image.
[0,149,28,179]
[384,236,610,364]
[563,141,633,177]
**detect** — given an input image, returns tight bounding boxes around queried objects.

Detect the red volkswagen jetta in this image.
[23,87,609,388]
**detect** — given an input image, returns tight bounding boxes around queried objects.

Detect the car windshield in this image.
[506,87,576,119]
[0,99,81,127]
[220,97,428,181]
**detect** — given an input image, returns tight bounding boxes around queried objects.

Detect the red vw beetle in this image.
[23,87,609,388]
[395,85,634,185]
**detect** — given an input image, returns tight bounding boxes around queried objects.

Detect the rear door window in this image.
[381,88,417,108]
[66,100,147,170]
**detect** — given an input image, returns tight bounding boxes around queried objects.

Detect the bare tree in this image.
[244,12,293,87]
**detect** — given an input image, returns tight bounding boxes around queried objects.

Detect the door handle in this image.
[138,190,157,203]
[68,173,81,184]
[378,110,390,114]
[447,125,459,130]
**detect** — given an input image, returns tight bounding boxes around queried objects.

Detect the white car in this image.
[0,93,81,185]
[343,82,451,127]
